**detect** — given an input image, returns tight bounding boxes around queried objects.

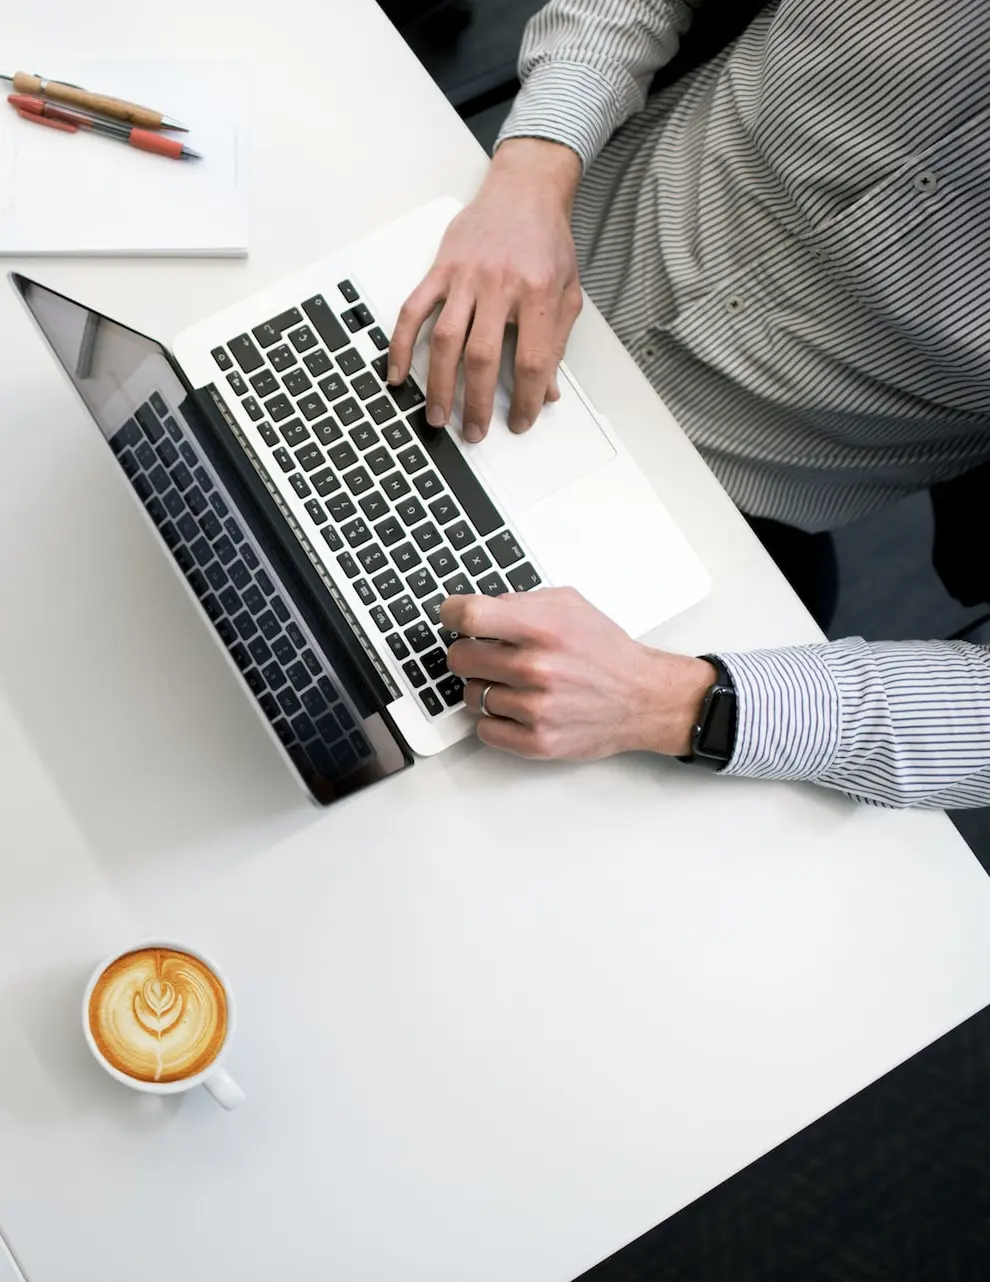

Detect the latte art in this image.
[88,948,227,1083]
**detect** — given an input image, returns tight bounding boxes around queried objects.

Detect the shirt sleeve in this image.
[716,637,990,809]
[496,0,703,170]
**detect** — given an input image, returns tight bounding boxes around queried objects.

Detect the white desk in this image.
[3,4,990,1281]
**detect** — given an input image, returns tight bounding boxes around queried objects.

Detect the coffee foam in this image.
[88,948,227,1083]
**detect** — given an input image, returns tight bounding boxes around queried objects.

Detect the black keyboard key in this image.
[249,636,272,666]
[312,417,342,446]
[382,471,411,501]
[298,392,328,422]
[392,542,421,572]
[462,545,492,576]
[229,560,252,590]
[486,530,525,568]
[119,449,139,478]
[301,648,322,676]
[229,333,264,374]
[422,647,449,680]
[264,661,288,691]
[439,626,460,647]
[404,621,434,653]
[177,512,199,542]
[302,295,349,352]
[329,442,358,471]
[266,393,294,422]
[322,526,344,552]
[412,522,442,552]
[278,688,302,717]
[403,659,427,689]
[202,591,222,620]
[116,418,143,450]
[477,571,508,596]
[211,346,233,371]
[174,462,194,491]
[289,473,312,500]
[428,547,458,577]
[133,475,154,504]
[354,578,376,606]
[317,676,339,704]
[349,422,380,451]
[316,709,342,741]
[423,594,445,625]
[233,610,258,640]
[365,446,392,476]
[220,586,241,614]
[351,372,379,401]
[419,687,444,716]
[147,497,167,525]
[137,403,166,441]
[396,497,427,527]
[252,308,303,349]
[135,440,156,471]
[291,712,317,742]
[257,421,279,447]
[273,597,291,623]
[437,675,465,707]
[382,421,411,450]
[318,373,348,402]
[334,397,363,427]
[359,491,389,520]
[251,369,280,398]
[332,739,360,773]
[156,438,179,468]
[149,464,171,495]
[507,562,542,592]
[409,409,504,537]
[288,325,318,352]
[304,349,334,377]
[272,718,293,744]
[373,569,403,600]
[337,279,359,303]
[188,568,208,597]
[165,416,182,442]
[443,573,474,595]
[407,568,437,599]
[258,610,280,640]
[287,661,310,692]
[305,498,328,525]
[327,493,357,522]
[225,517,244,544]
[414,471,444,501]
[312,467,340,497]
[367,395,397,426]
[370,605,391,633]
[269,344,297,372]
[244,666,265,695]
[368,326,389,351]
[386,632,410,659]
[336,347,366,375]
[243,585,266,615]
[242,396,264,422]
[389,594,419,626]
[446,520,474,551]
[283,367,312,398]
[342,518,371,548]
[372,354,389,380]
[259,693,280,721]
[357,543,387,573]
[374,516,404,546]
[301,687,329,718]
[227,370,248,397]
[200,512,223,541]
[205,562,228,591]
[295,443,325,473]
[217,619,238,646]
[345,467,373,496]
[397,445,427,475]
[341,303,374,332]
[386,377,426,412]
[185,486,208,516]
[273,447,294,473]
[215,535,237,565]
[271,635,296,666]
[196,467,216,495]
[337,552,359,579]
[242,544,259,570]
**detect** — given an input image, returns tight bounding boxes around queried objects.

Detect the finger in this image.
[544,287,581,405]
[389,274,448,386]
[476,714,542,757]
[461,296,510,443]
[425,290,476,428]
[446,638,518,685]
[508,293,557,433]
[463,679,534,725]
[439,592,538,644]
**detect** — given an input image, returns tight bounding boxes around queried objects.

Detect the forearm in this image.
[716,637,990,809]
[496,0,703,170]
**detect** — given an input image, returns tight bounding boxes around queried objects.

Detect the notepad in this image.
[0,59,248,256]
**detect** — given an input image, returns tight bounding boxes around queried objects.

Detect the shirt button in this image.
[914,169,938,193]
[725,295,747,315]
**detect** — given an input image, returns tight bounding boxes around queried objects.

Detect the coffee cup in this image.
[82,939,244,1110]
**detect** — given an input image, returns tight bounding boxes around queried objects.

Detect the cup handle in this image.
[203,1066,245,1110]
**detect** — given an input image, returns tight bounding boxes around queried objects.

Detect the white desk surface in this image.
[3,3,990,1281]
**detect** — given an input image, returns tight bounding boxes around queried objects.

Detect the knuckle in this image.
[464,338,499,372]
[524,270,557,296]
[516,348,549,378]
[527,728,557,759]
[519,654,552,687]
[431,319,461,349]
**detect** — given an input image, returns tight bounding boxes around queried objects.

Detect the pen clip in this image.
[16,107,77,133]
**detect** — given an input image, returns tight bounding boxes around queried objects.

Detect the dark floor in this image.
[389,4,990,1278]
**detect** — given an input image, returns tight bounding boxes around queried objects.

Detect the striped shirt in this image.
[497,0,990,808]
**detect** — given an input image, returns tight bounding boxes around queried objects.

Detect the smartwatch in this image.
[677,655,737,771]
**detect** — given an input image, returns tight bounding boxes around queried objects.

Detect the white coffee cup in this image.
[82,938,245,1110]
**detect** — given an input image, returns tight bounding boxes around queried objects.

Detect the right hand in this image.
[388,138,584,443]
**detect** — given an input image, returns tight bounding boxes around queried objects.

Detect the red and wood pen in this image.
[7,94,201,160]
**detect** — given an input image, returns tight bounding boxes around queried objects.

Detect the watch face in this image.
[696,687,736,761]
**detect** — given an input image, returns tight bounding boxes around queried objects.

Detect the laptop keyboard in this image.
[108,393,374,781]
[209,280,543,719]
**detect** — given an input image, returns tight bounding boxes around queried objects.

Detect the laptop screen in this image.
[12,273,412,804]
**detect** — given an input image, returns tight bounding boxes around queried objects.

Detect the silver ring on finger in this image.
[477,682,497,718]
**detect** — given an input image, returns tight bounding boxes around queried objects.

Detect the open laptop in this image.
[12,196,709,806]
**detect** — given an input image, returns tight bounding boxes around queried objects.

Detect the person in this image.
[386,0,990,809]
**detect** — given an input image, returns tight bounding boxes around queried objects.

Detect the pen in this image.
[8,95,202,160]
[0,70,187,132]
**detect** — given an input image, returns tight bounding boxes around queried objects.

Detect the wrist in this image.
[488,138,582,211]
[622,649,717,758]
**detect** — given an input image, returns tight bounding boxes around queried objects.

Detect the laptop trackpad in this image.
[472,374,616,510]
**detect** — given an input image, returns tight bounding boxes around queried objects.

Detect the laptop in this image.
[12,196,709,806]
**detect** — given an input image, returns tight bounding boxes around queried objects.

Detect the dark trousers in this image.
[745,515,839,633]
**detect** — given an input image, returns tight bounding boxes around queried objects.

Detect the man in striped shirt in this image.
[387,0,990,809]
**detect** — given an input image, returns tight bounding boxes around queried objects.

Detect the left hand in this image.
[441,587,716,761]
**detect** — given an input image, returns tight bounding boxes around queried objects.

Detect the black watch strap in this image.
[677,655,737,771]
